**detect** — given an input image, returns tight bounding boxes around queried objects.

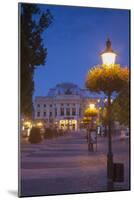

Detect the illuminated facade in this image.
[34,83,98,131]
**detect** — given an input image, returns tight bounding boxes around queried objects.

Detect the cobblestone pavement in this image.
[20,132,130,197]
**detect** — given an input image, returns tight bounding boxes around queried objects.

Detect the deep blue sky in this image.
[33,5,130,97]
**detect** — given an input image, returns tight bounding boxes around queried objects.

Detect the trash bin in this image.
[113,163,124,182]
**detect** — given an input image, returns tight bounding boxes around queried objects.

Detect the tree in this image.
[85,64,129,126]
[83,107,98,128]
[112,85,129,126]
[84,107,98,118]
[99,107,108,126]
[86,64,129,95]
[29,127,42,144]
[20,3,53,117]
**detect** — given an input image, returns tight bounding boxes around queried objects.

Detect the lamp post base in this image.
[107,153,114,191]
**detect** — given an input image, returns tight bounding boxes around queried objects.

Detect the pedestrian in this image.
[91,128,97,151]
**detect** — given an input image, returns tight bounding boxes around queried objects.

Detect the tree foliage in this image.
[29,127,42,144]
[85,64,129,95]
[99,107,108,126]
[20,3,53,117]
[84,107,98,117]
[82,107,98,128]
[112,85,129,126]
[85,64,129,126]
[82,117,91,126]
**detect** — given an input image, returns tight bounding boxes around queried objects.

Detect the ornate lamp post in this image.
[86,39,129,191]
[100,39,117,190]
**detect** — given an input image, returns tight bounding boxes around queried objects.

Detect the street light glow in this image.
[101,52,117,65]
[37,122,43,127]
[89,103,95,109]
[24,121,31,127]
[104,98,107,103]
[111,99,113,103]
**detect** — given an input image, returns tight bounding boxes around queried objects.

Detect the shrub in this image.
[44,128,61,139]
[29,127,42,144]
[58,129,64,135]
[44,128,53,139]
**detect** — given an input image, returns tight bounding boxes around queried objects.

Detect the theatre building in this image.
[34,83,98,131]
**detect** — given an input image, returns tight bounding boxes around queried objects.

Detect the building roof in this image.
[47,82,85,97]
[34,83,101,102]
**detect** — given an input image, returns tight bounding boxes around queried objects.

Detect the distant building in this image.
[34,83,99,131]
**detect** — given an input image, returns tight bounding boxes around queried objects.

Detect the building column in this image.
[57,104,60,117]
[76,104,80,131]
[46,107,49,127]
[64,107,66,117]
[76,104,80,119]
[56,104,60,130]
[70,107,72,116]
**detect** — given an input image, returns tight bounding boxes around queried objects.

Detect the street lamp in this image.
[101,39,117,190]
[97,98,100,103]
[85,103,98,152]
[86,38,128,191]
[89,103,95,110]
[100,39,117,65]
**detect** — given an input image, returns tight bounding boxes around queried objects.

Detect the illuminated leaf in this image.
[85,64,129,95]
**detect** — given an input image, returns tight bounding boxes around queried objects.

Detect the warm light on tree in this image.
[82,117,91,124]
[85,64,129,95]
[84,107,98,118]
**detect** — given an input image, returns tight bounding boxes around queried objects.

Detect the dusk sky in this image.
[33,4,130,97]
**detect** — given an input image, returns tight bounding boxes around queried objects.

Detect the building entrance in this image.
[59,119,77,131]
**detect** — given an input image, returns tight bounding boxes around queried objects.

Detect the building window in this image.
[60,108,64,116]
[37,112,40,117]
[50,104,52,107]
[73,103,75,106]
[61,103,64,106]
[44,104,46,107]
[50,112,52,117]
[67,104,70,106]
[66,108,70,116]
[44,112,46,117]
[72,108,76,116]
[37,104,40,108]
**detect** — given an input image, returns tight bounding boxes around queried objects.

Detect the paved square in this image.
[20,132,130,196]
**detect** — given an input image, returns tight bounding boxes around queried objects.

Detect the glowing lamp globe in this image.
[100,39,117,65]
[89,103,95,109]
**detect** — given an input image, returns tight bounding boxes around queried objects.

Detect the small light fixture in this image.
[100,39,117,65]
[104,98,107,103]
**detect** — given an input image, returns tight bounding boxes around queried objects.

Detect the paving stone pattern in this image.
[20,132,130,197]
